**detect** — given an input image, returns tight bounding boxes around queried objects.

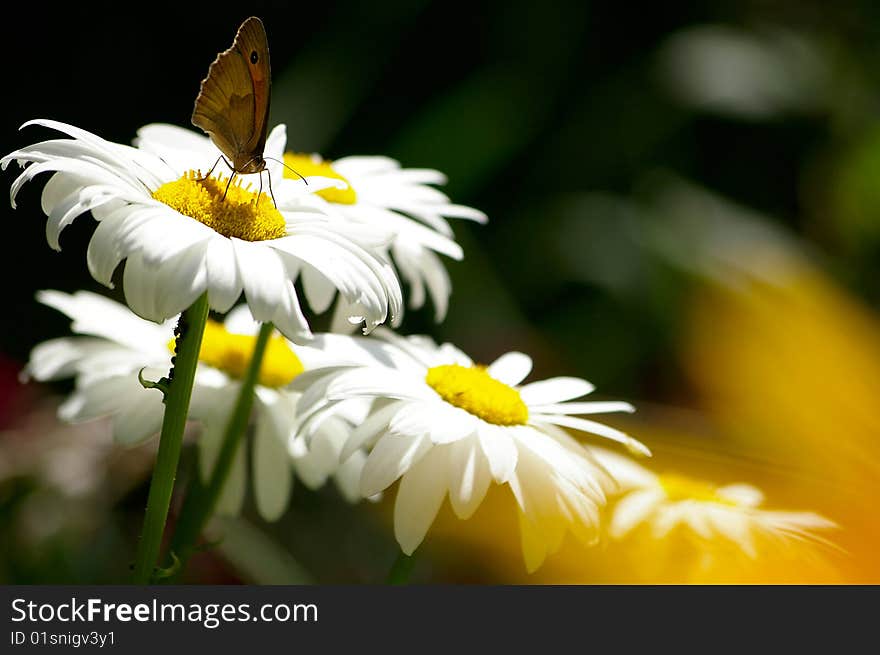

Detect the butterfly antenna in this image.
[264,156,308,186]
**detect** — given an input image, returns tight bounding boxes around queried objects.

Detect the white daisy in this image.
[285,153,487,324]
[133,123,486,322]
[2,120,402,342]
[24,290,375,521]
[293,330,648,572]
[592,448,837,557]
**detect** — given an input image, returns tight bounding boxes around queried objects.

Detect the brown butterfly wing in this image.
[191,16,271,172]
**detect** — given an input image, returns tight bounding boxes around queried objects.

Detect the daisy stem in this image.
[386,551,416,585]
[166,321,274,578]
[132,293,209,584]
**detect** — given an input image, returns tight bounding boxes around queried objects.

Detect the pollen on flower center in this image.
[152,171,287,241]
[283,152,357,204]
[425,364,528,426]
[658,473,734,505]
[170,319,303,388]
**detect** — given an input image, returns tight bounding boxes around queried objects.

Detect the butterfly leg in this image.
[222,172,236,201]
[256,170,263,205]
[266,169,277,209]
[197,156,235,190]
[197,156,223,181]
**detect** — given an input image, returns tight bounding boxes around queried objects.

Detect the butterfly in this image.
[191,16,274,202]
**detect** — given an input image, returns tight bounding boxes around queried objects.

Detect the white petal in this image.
[35,289,171,356]
[487,352,532,386]
[530,401,636,415]
[390,241,426,311]
[761,510,838,533]
[418,249,451,322]
[684,507,714,540]
[589,446,658,490]
[57,373,133,422]
[195,402,247,517]
[205,237,243,313]
[135,123,215,161]
[509,449,570,560]
[330,297,363,334]
[233,239,287,322]
[560,483,602,547]
[301,264,337,314]
[708,508,756,556]
[154,240,209,319]
[332,155,400,176]
[41,172,84,216]
[651,505,685,538]
[110,387,165,445]
[717,483,765,508]
[296,332,415,370]
[390,402,477,444]
[195,410,228,482]
[538,414,650,456]
[447,436,492,519]
[45,183,115,250]
[273,227,403,331]
[252,401,293,521]
[234,239,311,341]
[519,377,595,405]
[334,450,368,503]
[511,425,605,495]
[25,337,121,381]
[122,252,161,322]
[609,489,663,538]
[360,432,431,497]
[394,449,449,555]
[216,444,247,516]
[327,367,433,403]
[380,211,463,259]
[87,205,145,286]
[340,400,402,461]
[264,124,288,167]
[294,417,348,489]
[123,206,213,269]
[223,304,259,335]
[477,424,518,483]
[429,407,480,444]
[517,511,549,573]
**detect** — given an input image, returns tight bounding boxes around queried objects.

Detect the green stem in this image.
[387,551,416,585]
[132,293,209,584]
[167,321,274,577]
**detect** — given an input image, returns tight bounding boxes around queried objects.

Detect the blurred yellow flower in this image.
[685,259,880,582]
[417,432,842,583]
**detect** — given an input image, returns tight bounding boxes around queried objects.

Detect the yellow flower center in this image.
[658,473,734,505]
[169,319,304,388]
[283,152,357,204]
[425,364,529,426]
[152,171,287,241]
